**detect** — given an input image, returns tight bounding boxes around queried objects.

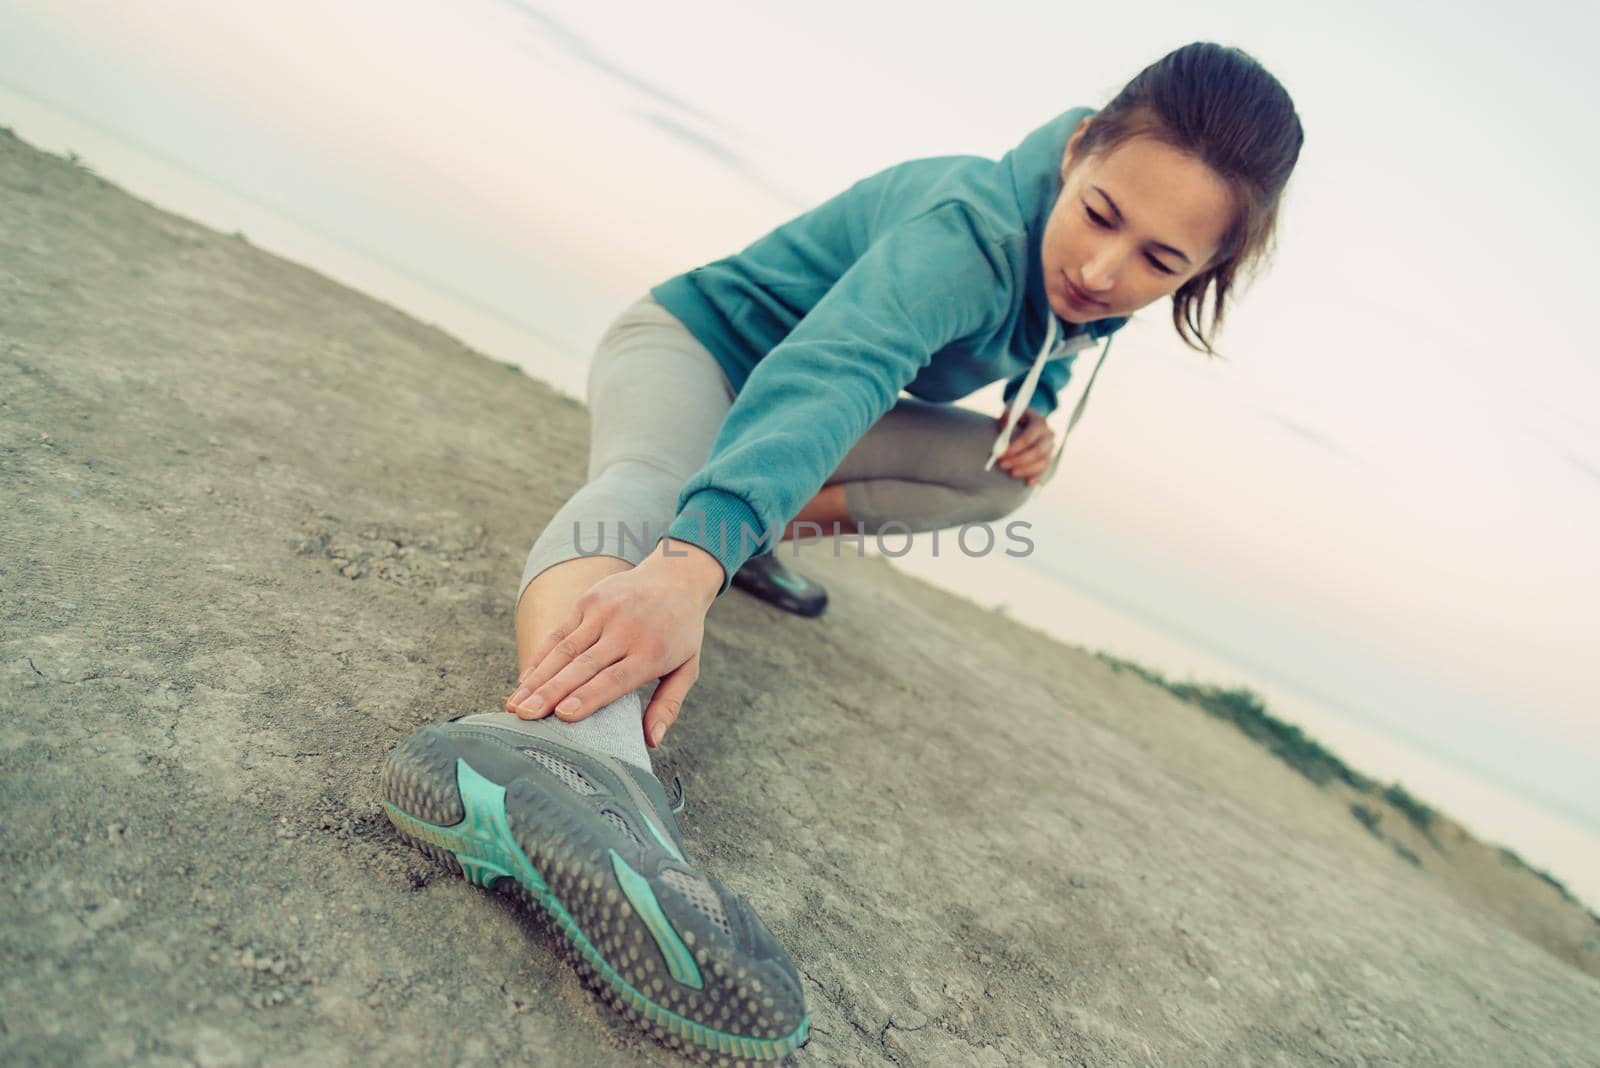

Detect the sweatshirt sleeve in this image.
[1001,355,1076,418]
[661,202,1010,593]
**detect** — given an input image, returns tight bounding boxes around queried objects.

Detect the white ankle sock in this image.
[548,688,651,771]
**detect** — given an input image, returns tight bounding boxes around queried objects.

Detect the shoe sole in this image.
[380,726,809,1063]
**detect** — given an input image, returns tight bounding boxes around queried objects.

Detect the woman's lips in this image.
[1062,274,1104,310]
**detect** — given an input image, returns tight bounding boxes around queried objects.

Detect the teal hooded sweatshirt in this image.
[650,105,1128,593]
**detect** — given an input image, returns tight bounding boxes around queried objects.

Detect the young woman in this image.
[381,41,1302,1061]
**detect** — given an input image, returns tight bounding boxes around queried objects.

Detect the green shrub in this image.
[1350,803,1383,835]
[1391,842,1423,867]
[1381,782,1437,836]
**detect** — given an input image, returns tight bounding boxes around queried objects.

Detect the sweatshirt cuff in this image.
[664,489,775,596]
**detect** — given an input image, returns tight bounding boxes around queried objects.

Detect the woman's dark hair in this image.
[1077,42,1304,354]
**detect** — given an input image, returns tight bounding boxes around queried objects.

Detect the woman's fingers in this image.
[1002,436,1049,466]
[546,652,639,721]
[507,612,602,717]
[1000,412,1047,455]
[1000,432,1054,476]
[1014,434,1055,467]
[503,542,712,732]
[513,638,623,720]
[643,655,700,748]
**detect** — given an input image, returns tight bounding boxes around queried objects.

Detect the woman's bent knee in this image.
[966,473,1034,523]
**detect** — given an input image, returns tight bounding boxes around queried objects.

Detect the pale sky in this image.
[3,0,1595,899]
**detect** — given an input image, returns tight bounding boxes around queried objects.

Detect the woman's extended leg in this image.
[507,296,736,756]
[379,298,809,1059]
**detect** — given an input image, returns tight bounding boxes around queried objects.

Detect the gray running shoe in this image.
[380,713,809,1062]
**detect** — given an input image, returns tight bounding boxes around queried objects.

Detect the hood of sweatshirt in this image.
[989,106,1127,484]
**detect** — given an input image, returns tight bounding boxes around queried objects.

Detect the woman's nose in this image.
[1081,253,1116,293]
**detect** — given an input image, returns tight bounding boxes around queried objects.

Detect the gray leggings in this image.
[519,295,1034,603]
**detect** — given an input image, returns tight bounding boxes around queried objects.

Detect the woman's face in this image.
[1041,120,1235,324]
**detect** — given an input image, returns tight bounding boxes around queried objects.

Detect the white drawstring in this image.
[985,316,1115,487]
[1038,332,1113,487]
[984,315,1057,473]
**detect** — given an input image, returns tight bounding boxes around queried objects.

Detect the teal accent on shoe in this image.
[384,759,548,892]
[770,571,809,593]
[609,849,703,990]
[382,759,810,1060]
[638,809,686,863]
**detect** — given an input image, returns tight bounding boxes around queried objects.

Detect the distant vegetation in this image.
[1095,653,1443,837]
[1391,842,1423,867]
[1092,652,1600,952]
[1381,782,1439,839]
[1499,846,1598,923]
[1350,803,1383,835]
[1095,653,1375,791]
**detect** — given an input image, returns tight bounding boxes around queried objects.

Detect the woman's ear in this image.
[1060,116,1093,179]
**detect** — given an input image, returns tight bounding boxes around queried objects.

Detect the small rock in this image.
[84,897,127,932]
[1205,975,1221,991]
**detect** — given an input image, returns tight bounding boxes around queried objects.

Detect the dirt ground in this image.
[3,128,1598,1066]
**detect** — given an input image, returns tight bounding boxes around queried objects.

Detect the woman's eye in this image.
[1082,204,1175,274]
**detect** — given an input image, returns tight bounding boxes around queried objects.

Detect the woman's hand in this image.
[994,406,1055,488]
[505,538,724,748]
